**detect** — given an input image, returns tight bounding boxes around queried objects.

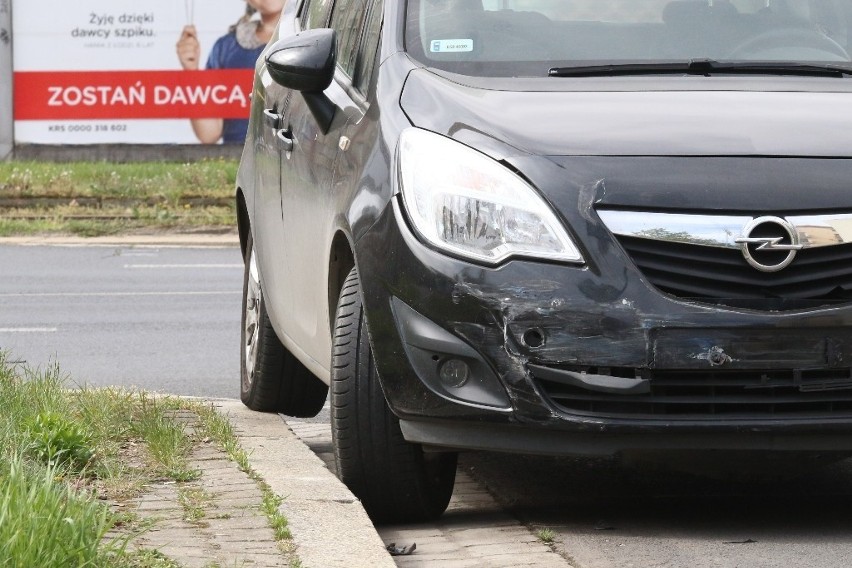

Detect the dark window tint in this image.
[302,0,333,30]
[330,0,369,77]
[354,0,383,93]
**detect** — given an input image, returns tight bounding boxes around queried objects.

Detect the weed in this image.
[119,548,182,568]
[192,403,292,541]
[178,486,212,524]
[25,411,94,470]
[132,395,196,482]
[537,527,556,544]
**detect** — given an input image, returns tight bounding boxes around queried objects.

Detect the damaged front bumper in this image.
[354,199,852,456]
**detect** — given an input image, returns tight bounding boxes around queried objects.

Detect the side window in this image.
[329,0,369,78]
[354,0,383,94]
[302,0,334,30]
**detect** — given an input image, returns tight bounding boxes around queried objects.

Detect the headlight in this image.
[398,128,584,266]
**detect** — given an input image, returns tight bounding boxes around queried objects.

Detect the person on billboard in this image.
[176,0,285,144]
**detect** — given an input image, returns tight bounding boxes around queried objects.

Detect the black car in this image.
[236,0,852,522]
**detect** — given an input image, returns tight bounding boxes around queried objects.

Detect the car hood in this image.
[400,68,852,158]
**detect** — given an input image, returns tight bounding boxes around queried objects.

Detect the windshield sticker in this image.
[430,39,473,53]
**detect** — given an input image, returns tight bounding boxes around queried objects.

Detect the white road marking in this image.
[124,264,242,269]
[0,291,240,298]
[0,327,58,333]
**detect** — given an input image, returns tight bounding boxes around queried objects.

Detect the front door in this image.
[276,0,374,374]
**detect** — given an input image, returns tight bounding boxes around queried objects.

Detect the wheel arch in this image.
[236,188,250,261]
[328,230,356,337]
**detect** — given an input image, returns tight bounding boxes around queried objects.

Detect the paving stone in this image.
[114,413,292,568]
[205,516,270,531]
[395,558,485,568]
[283,415,575,568]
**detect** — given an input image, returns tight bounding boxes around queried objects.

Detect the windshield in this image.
[405,0,852,76]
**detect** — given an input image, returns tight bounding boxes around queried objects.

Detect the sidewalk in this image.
[0,231,240,248]
[130,399,571,568]
[201,399,396,568]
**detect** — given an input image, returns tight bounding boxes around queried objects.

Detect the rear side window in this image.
[302,0,333,30]
[330,0,370,77]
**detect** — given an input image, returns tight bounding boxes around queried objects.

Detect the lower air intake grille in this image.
[534,366,852,420]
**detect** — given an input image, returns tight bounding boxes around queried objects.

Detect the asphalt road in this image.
[0,244,244,397]
[462,449,852,567]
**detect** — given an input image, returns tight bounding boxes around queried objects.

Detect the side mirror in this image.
[266,29,337,133]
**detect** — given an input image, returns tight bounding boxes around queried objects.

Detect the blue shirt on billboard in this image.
[206,32,264,144]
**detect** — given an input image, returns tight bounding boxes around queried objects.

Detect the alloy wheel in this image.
[243,248,261,388]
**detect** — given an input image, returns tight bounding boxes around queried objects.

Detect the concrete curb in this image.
[211,399,396,568]
[0,233,240,248]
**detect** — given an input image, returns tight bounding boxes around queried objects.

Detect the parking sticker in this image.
[430,39,473,53]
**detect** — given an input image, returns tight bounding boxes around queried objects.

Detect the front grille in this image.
[534,366,852,420]
[616,236,852,310]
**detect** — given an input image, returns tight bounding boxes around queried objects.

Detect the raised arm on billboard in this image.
[176,0,285,144]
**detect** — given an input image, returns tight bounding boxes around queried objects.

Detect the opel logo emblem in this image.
[734,216,803,272]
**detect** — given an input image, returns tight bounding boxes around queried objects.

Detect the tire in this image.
[240,232,328,417]
[331,267,457,523]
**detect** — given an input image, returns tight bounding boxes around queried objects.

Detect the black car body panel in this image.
[238,0,852,459]
[400,69,852,158]
[355,198,852,453]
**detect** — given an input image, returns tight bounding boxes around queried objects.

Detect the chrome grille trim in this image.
[599,210,852,250]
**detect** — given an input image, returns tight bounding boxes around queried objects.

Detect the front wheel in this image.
[240,232,328,417]
[331,267,457,523]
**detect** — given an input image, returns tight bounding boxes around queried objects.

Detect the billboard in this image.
[12,0,264,144]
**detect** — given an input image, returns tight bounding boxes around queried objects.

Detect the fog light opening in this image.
[439,358,471,388]
[522,328,546,348]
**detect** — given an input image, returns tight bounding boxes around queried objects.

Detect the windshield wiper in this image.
[549,59,852,78]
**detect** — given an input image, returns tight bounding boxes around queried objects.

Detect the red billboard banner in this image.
[14,69,255,121]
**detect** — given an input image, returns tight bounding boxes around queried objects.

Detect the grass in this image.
[0,160,236,200]
[0,354,298,566]
[0,160,237,236]
[0,356,191,566]
[0,454,126,566]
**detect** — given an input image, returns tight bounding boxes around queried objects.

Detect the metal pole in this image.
[0,0,12,160]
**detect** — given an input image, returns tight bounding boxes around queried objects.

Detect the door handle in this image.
[276,127,294,152]
[263,109,281,129]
